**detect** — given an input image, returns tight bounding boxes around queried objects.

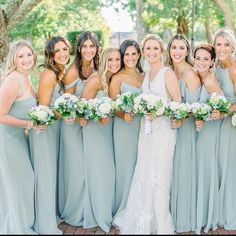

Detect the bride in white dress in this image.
[113,34,181,234]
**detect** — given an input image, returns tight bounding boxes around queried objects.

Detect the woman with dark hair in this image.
[109,39,143,218]
[58,31,99,227]
[29,36,71,234]
[63,31,99,93]
[193,43,223,234]
[165,34,201,233]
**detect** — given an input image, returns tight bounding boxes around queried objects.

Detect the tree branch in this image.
[7,0,43,30]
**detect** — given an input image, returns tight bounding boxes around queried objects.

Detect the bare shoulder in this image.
[110,73,123,86]
[183,68,201,88]
[85,73,101,89]
[1,71,21,89]
[63,64,78,84]
[204,73,218,86]
[39,69,57,86]
[164,66,176,77]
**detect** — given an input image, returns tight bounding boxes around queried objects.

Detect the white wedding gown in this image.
[113,67,176,234]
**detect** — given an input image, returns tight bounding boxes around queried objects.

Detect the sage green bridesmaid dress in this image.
[195,85,222,234]
[29,83,62,234]
[215,65,236,230]
[82,90,115,233]
[59,78,85,226]
[112,82,141,218]
[171,80,201,233]
[0,97,36,234]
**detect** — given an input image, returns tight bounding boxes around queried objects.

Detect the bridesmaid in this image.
[165,34,201,233]
[214,27,236,230]
[29,36,71,234]
[193,43,223,234]
[81,47,121,233]
[0,40,40,234]
[58,31,99,226]
[109,39,143,218]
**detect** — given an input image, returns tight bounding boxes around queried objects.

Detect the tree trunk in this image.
[0,0,42,63]
[136,0,145,43]
[213,0,236,32]
[204,18,212,44]
[177,15,189,36]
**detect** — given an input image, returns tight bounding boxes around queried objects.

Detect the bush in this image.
[66,31,103,55]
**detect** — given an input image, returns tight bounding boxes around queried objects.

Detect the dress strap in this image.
[64,79,79,90]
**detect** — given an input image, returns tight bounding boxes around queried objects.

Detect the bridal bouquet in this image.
[28,105,57,126]
[54,93,79,119]
[133,93,166,135]
[75,98,92,120]
[232,113,236,128]
[191,102,212,131]
[164,101,191,122]
[115,91,138,113]
[88,97,116,122]
[207,92,231,114]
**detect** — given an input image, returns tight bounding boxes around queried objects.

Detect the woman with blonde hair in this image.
[80,47,121,233]
[165,34,201,233]
[214,27,236,230]
[0,39,40,234]
[113,34,181,234]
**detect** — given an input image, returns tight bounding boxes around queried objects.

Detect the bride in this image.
[113,34,181,234]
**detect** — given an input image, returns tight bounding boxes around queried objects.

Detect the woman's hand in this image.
[76,117,88,127]
[124,112,134,123]
[63,116,75,125]
[195,119,204,130]
[211,109,223,120]
[171,118,181,129]
[99,117,110,125]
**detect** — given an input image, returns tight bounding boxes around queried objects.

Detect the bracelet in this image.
[26,120,33,130]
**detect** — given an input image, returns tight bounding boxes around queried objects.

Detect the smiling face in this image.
[123,45,140,69]
[170,39,188,64]
[80,39,97,62]
[214,36,233,62]
[143,39,162,64]
[53,41,70,66]
[107,50,121,74]
[194,48,213,74]
[15,46,35,72]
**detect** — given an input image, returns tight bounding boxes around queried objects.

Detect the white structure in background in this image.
[109,32,137,47]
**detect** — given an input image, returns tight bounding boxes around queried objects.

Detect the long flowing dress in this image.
[0,97,36,234]
[112,82,141,217]
[82,90,115,233]
[29,83,62,234]
[113,67,176,234]
[215,65,236,230]
[171,79,201,233]
[195,86,222,234]
[58,79,85,226]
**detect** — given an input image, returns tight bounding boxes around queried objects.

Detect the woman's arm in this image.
[37,69,56,106]
[109,75,133,121]
[183,69,201,90]
[0,76,32,128]
[63,64,78,94]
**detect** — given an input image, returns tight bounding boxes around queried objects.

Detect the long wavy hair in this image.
[164,34,193,69]
[1,39,37,81]
[74,31,99,81]
[98,47,120,93]
[119,39,143,73]
[40,36,71,93]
